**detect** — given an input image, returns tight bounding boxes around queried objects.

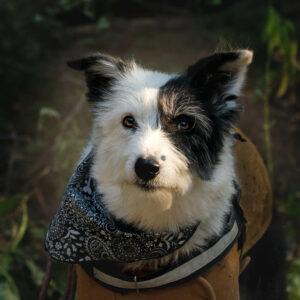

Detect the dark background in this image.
[0,0,299,299]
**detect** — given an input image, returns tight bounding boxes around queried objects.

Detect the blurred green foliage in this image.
[288,259,300,300]
[261,7,300,182]
[264,7,299,99]
[0,1,299,299]
[278,191,300,241]
[262,8,300,260]
[0,195,32,299]
[0,1,56,105]
[0,185,68,299]
[0,2,87,297]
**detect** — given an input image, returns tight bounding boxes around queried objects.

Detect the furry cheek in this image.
[92,124,133,187]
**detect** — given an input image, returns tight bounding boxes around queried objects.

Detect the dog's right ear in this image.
[67,53,129,102]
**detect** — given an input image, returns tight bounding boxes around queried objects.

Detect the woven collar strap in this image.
[80,219,240,292]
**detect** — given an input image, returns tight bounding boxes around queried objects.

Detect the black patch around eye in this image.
[175,115,195,132]
[158,74,235,180]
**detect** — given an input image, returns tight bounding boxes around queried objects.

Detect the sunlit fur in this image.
[73,50,253,270]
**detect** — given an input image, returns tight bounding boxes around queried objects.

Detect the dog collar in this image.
[45,152,200,264]
[80,222,239,293]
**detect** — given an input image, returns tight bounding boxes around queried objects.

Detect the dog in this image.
[65,50,287,299]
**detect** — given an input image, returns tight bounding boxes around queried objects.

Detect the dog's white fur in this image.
[80,52,252,270]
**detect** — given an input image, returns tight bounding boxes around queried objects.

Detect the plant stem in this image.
[264,55,274,183]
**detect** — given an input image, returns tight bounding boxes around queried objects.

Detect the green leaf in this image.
[288,259,300,300]
[29,223,47,240]
[83,6,94,20]
[0,266,20,300]
[25,139,43,153]
[11,203,28,252]
[0,256,11,272]
[254,88,264,100]
[278,192,300,218]
[276,71,289,98]
[25,259,45,286]
[97,17,110,30]
[33,14,44,23]
[209,0,222,5]
[39,107,60,119]
[0,282,18,300]
[38,107,60,131]
[0,195,23,217]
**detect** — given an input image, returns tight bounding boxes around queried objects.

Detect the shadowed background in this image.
[0,1,299,299]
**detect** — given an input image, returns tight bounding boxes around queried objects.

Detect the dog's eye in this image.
[122,115,136,129]
[177,119,193,131]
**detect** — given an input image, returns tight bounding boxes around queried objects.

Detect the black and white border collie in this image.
[68,50,252,270]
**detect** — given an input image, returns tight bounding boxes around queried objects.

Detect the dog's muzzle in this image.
[134,156,160,181]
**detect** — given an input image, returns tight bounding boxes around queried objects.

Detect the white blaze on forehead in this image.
[111,67,173,123]
[95,66,174,130]
[117,66,173,90]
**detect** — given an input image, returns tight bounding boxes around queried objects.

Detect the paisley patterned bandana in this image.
[45,152,200,264]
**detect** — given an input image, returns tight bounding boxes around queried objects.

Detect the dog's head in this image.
[69,51,252,230]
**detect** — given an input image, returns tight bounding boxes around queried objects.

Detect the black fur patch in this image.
[67,54,130,103]
[158,53,244,179]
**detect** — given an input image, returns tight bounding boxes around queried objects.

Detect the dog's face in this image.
[69,50,252,230]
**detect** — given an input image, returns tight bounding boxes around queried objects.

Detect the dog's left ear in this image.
[187,50,253,125]
[67,53,130,102]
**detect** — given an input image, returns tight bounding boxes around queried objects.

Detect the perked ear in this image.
[67,53,131,102]
[187,50,253,96]
[186,50,253,125]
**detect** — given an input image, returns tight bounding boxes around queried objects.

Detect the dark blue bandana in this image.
[45,152,199,263]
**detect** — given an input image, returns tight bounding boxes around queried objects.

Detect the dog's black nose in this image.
[135,157,160,181]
